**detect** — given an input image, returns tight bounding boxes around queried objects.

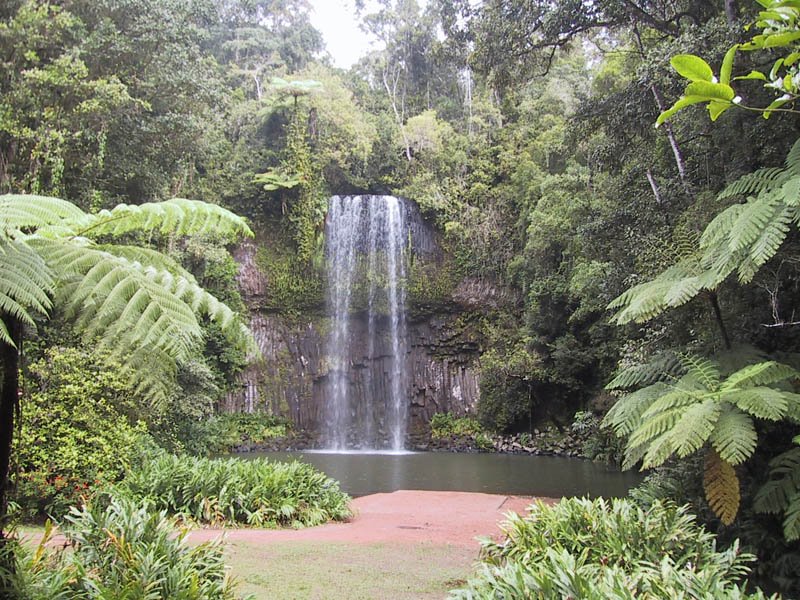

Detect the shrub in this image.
[451,498,776,599]
[190,412,291,455]
[430,412,484,439]
[13,347,148,520]
[118,453,351,527]
[3,497,240,599]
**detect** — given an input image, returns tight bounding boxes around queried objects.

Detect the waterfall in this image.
[323,195,408,451]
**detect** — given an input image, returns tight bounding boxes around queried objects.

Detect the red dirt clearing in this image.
[188,490,556,547]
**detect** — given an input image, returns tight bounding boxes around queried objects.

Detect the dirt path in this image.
[188,490,549,547]
[188,491,554,599]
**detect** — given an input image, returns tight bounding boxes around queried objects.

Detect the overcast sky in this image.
[308,0,381,69]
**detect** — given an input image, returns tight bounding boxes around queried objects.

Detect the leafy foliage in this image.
[4,497,239,599]
[451,498,772,599]
[604,353,800,523]
[754,435,800,541]
[12,346,147,520]
[118,453,351,528]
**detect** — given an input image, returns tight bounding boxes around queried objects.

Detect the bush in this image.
[13,347,148,520]
[430,413,484,438]
[3,497,240,599]
[118,453,351,527]
[451,498,776,599]
[190,412,291,455]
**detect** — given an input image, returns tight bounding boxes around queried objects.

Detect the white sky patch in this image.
[309,0,383,69]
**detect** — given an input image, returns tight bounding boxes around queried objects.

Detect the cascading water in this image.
[323,195,408,451]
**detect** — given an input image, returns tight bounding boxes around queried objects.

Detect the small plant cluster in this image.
[451,498,776,599]
[194,412,290,454]
[430,412,494,451]
[2,496,239,599]
[119,454,351,528]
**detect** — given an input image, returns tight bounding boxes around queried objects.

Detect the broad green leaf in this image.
[764,95,792,118]
[720,45,738,85]
[709,100,732,121]
[685,81,736,101]
[764,31,800,48]
[655,95,708,126]
[734,70,768,81]
[671,55,714,82]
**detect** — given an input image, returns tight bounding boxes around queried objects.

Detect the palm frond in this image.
[678,354,720,391]
[96,245,198,282]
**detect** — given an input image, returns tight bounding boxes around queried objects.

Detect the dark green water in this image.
[247,451,642,498]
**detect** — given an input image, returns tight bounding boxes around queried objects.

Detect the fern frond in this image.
[0,194,87,234]
[670,399,721,458]
[640,389,700,420]
[628,406,685,449]
[720,361,799,391]
[678,354,721,391]
[746,206,792,276]
[641,431,677,469]
[97,245,198,282]
[723,387,789,420]
[700,204,746,249]
[78,199,253,240]
[709,405,757,465]
[755,447,800,513]
[754,443,800,540]
[784,137,800,177]
[605,353,684,390]
[603,382,670,436]
[717,167,786,200]
[0,239,54,344]
[728,192,782,255]
[703,448,740,526]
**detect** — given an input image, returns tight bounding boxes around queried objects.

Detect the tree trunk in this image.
[708,292,732,350]
[0,318,20,565]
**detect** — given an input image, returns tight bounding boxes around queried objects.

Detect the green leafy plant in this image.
[0,193,253,536]
[754,434,800,540]
[658,1,800,124]
[604,354,800,524]
[118,453,351,528]
[192,413,291,455]
[451,498,773,599]
[13,346,147,520]
[609,138,800,326]
[4,497,240,599]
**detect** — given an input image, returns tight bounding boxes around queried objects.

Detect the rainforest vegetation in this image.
[2,0,800,596]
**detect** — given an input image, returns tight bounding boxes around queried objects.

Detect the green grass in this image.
[224,540,474,599]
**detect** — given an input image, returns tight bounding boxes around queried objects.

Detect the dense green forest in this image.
[2,0,800,596]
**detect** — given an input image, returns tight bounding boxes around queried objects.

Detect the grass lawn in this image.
[225,539,474,599]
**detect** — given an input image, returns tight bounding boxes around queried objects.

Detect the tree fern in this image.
[605,352,684,390]
[754,437,800,540]
[610,137,800,323]
[605,354,799,524]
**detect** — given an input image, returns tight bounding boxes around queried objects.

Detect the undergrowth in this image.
[118,453,351,528]
[451,497,777,599]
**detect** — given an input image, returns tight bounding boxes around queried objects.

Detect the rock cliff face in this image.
[224,198,506,443]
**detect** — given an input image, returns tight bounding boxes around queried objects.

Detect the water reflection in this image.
[248,451,642,498]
